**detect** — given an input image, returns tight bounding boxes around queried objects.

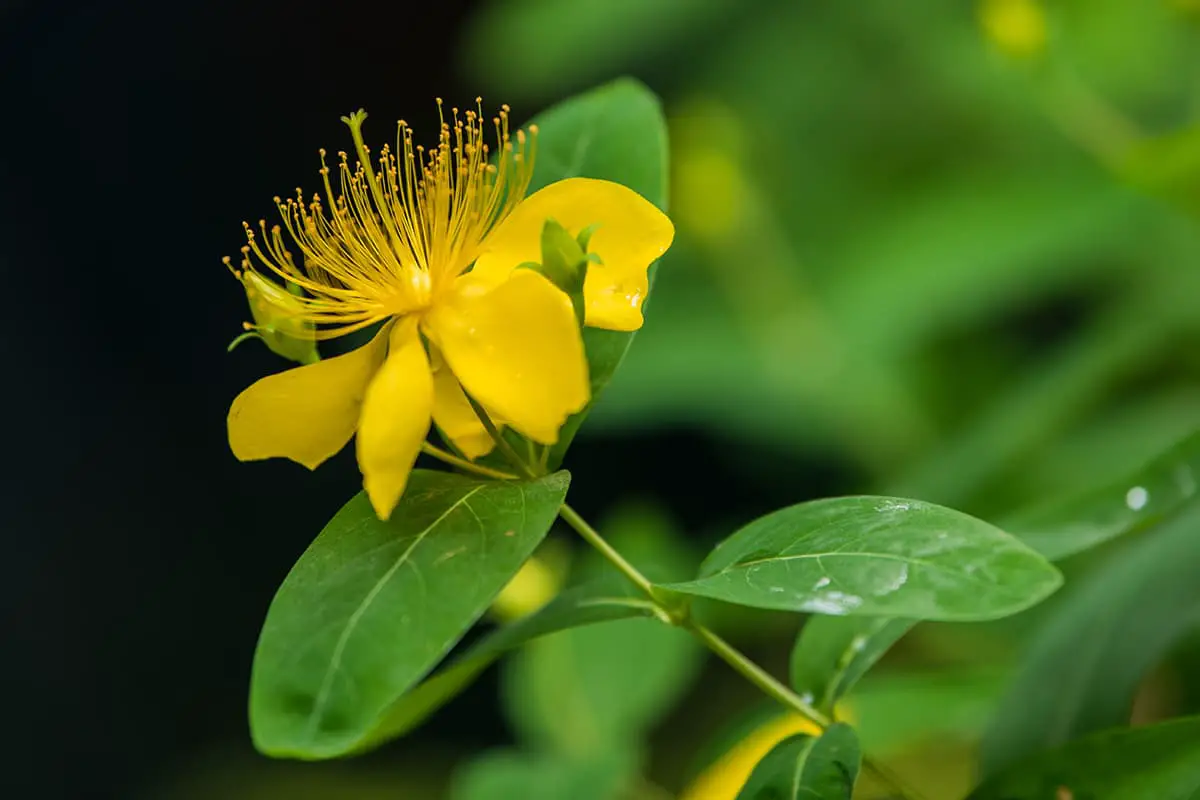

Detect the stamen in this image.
[228,99,536,340]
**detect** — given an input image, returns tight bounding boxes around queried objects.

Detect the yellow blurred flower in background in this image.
[978,0,1048,59]
[681,710,852,800]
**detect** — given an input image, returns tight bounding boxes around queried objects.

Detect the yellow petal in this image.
[424,270,589,445]
[356,318,434,520]
[431,359,496,460]
[227,325,388,469]
[680,713,827,800]
[474,177,675,331]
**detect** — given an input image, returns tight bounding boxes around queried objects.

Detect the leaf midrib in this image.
[304,485,486,740]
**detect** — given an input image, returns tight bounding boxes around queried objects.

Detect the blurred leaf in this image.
[1120,124,1200,220]
[507,78,668,470]
[850,671,1006,754]
[736,724,860,800]
[357,579,655,750]
[501,503,703,756]
[660,497,1062,621]
[890,279,1200,507]
[824,168,1140,359]
[980,498,1200,777]
[790,617,916,716]
[460,0,737,97]
[248,471,569,759]
[502,618,701,756]
[1005,387,1200,503]
[1003,429,1200,561]
[451,748,637,800]
[970,716,1200,800]
[1051,0,1195,108]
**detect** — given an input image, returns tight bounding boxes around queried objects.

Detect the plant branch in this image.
[466,396,537,479]
[557,499,924,800]
[559,503,655,597]
[460,435,922,799]
[420,442,517,481]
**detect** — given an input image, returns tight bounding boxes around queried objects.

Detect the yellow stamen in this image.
[228,100,537,340]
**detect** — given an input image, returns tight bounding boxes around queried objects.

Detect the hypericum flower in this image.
[226,100,674,519]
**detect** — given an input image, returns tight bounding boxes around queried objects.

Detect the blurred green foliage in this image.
[180,0,1200,797]
[453,0,1200,796]
[463,0,1200,522]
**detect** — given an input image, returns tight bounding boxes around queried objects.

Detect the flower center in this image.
[228,99,537,341]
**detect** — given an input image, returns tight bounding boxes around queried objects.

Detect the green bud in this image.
[516,217,595,326]
[228,271,320,365]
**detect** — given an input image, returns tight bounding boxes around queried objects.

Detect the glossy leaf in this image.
[451,748,637,800]
[789,616,915,715]
[1003,429,1200,561]
[249,470,569,759]
[661,496,1062,621]
[971,717,1200,800]
[356,579,654,750]
[981,496,1200,775]
[516,78,668,469]
[736,724,860,800]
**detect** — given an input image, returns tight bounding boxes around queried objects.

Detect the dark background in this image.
[0,2,834,796]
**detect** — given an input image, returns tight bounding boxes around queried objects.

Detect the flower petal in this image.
[431,358,496,460]
[424,270,589,445]
[356,318,434,520]
[227,325,388,469]
[474,177,674,331]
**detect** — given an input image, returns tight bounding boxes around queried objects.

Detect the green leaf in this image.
[248,470,570,759]
[451,748,637,800]
[660,496,1062,621]
[736,724,861,800]
[531,218,589,325]
[789,617,915,715]
[516,78,668,469]
[1119,123,1200,220]
[979,497,1200,777]
[355,579,655,750]
[1003,429,1200,561]
[970,717,1200,800]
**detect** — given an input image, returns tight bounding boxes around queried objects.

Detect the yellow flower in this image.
[681,708,855,800]
[226,101,674,519]
[978,0,1047,60]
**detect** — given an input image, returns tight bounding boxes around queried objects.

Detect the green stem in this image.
[559,502,656,597]
[558,503,826,726]
[466,396,537,479]
[685,620,831,727]
[420,443,517,481]
[452,404,919,798]
[557,499,921,800]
